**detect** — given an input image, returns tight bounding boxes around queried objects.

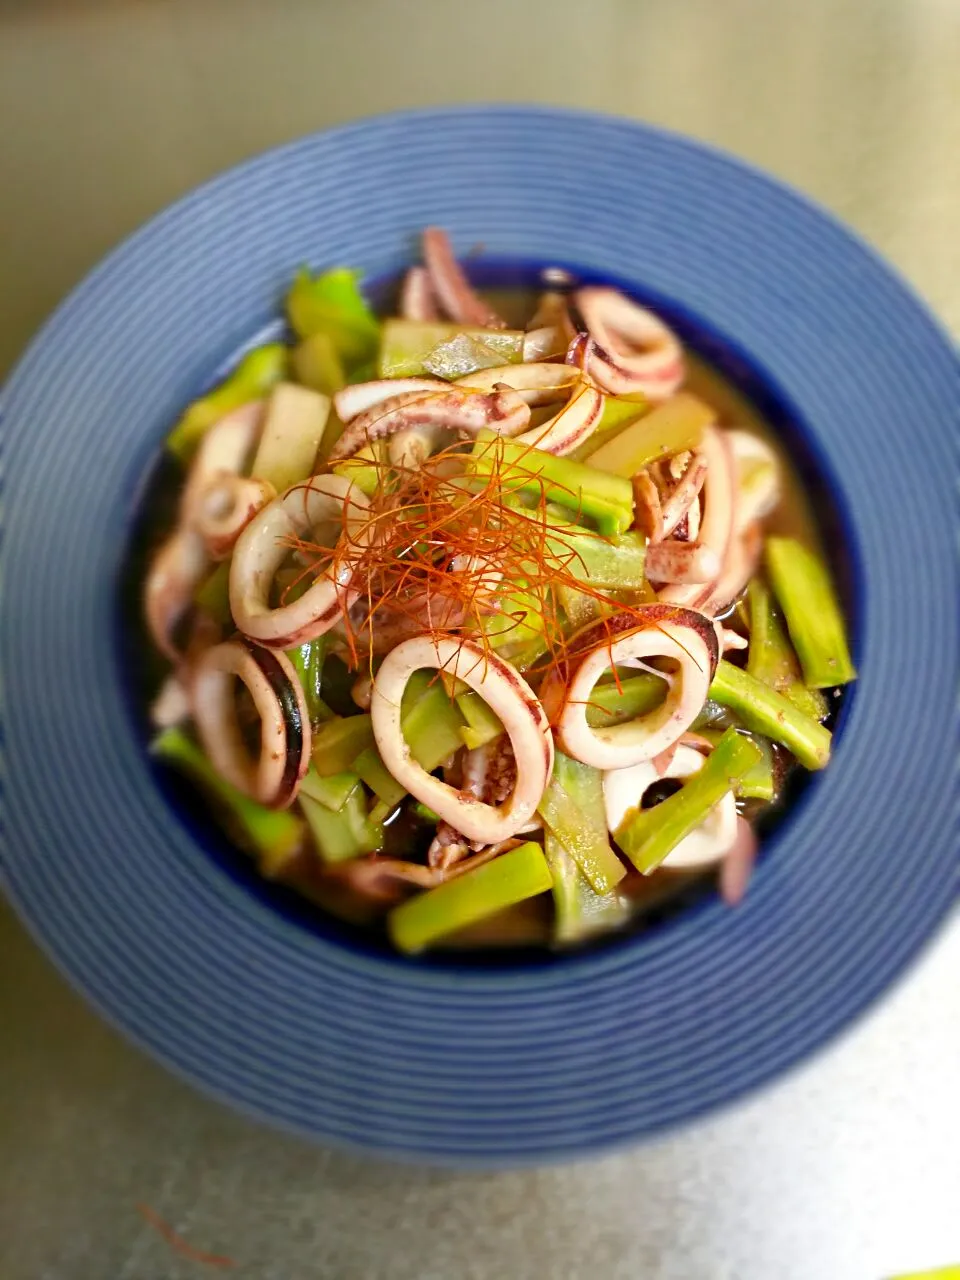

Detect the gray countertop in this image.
[2,2,958,1277]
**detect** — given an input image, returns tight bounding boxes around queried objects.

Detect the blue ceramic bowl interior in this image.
[2,108,957,1165]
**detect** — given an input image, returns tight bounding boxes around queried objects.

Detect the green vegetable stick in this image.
[346,360,378,386]
[695,727,776,801]
[455,690,504,751]
[765,536,857,689]
[401,673,466,771]
[292,331,346,395]
[542,526,647,588]
[301,790,383,864]
[615,728,763,874]
[388,842,553,954]
[286,636,332,728]
[544,831,628,946]
[331,441,386,498]
[422,332,513,380]
[569,395,649,462]
[151,727,303,875]
[538,753,627,895]
[692,698,743,732]
[584,391,713,477]
[273,567,313,608]
[482,584,546,656]
[470,432,635,537]
[311,715,375,775]
[286,267,380,364]
[166,343,288,462]
[584,673,668,728]
[368,799,393,826]
[353,746,406,811]
[746,578,828,720]
[378,319,524,378]
[558,583,602,630]
[737,739,776,801]
[299,765,360,812]
[250,382,331,494]
[709,660,832,771]
[289,265,376,323]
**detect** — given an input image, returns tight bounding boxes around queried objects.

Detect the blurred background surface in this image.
[1,1,958,1277]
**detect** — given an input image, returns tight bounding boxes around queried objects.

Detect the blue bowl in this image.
[2,107,958,1166]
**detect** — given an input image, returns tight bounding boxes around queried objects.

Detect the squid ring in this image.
[541,606,719,770]
[191,638,311,808]
[370,636,554,845]
[230,475,369,649]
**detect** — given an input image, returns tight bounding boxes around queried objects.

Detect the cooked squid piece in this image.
[148,613,223,729]
[350,673,374,711]
[524,289,577,361]
[657,425,735,612]
[575,287,684,401]
[329,602,473,658]
[194,475,276,560]
[542,606,719,770]
[150,670,193,729]
[632,470,664,541]
[447,552,503,597]
[334,377,454,468]
[326,843,506,906]
[719,817,759,906]
[659,447,708,537]
[602,745,738,869]
[515,383,604,455]
[645,539,721,585]
[456,362,602,454]
[427,736,521,867]
[427,824,472,871]
[327,385,530,461]
[144,526,210,663]
[179,400,264,522]
[718,626,749,653]
[333,613,425,658]
[421,226,505,328]
[702,520,763,617]
[679,482,702,542]
[455,362,579,404]
[728,429,780,530]
[333,377,445,423]
[399,265,439,321]
[230,474,370,648]
[145,401,265,659]
[679,431,775,616]
[191,638,311,808]
[522,326,568,362]
[370,637,554,844]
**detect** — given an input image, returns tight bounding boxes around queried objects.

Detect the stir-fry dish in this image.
[143,228,856,954]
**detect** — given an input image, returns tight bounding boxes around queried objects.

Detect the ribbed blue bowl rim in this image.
[1,106,958,1168]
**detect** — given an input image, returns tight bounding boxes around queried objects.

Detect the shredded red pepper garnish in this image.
[281,437,666,679]
[136,1203,236,1270]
